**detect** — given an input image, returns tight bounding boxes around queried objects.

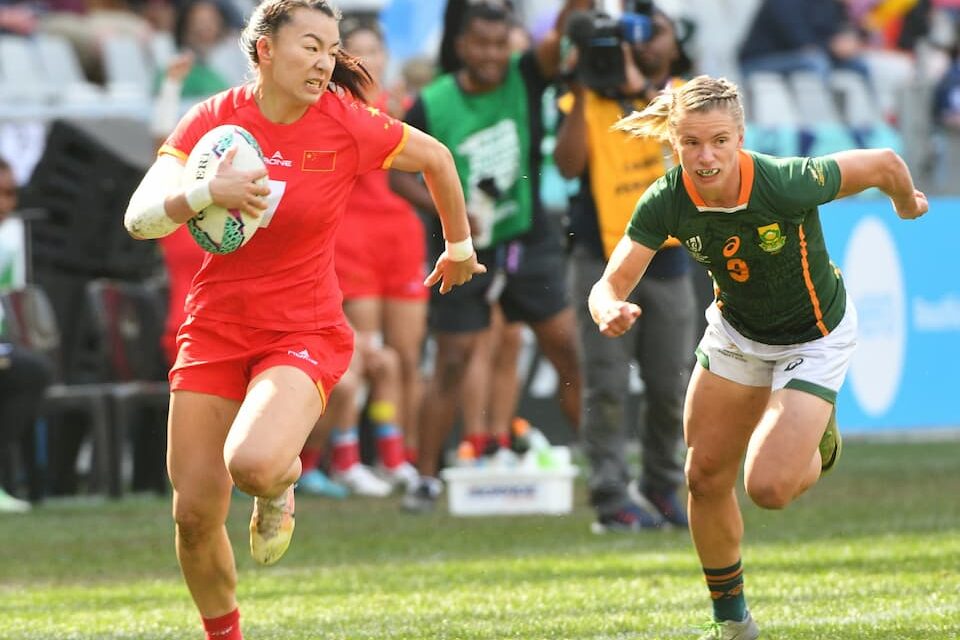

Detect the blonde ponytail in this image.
[612,92,673,142]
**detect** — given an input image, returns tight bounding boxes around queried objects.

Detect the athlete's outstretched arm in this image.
[390,124,486,293]
[830,148,928,220]
[588,236,656,338]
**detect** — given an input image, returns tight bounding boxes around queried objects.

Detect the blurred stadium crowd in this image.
[0,0,957,513]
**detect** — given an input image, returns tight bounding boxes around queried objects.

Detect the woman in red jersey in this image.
[330,20,427,488]
[122,2,483,638]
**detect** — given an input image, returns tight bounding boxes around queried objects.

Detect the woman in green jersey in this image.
[588,75,928,639]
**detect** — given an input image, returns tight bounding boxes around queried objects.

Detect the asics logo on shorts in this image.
[784,357,804,371]
[287,348,318,365]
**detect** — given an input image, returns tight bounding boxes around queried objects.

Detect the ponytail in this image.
[332,50,373,102]
[613,92,673,142]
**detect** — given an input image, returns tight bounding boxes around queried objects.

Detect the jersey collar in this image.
[681,149,755,213]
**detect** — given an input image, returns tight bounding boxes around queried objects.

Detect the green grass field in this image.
[1,440,959,639]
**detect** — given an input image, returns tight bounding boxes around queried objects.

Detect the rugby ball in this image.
[183,124,267,254]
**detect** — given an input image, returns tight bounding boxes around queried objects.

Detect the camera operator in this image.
[555,3,697,532]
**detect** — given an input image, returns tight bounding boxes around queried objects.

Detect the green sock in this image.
[704,559,747,622]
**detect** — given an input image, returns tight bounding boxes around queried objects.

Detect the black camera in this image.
[564,0,657,94]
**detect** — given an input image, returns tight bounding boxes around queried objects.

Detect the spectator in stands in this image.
[593,74,927,640]
[42,0,155,85]
[0,331,51,513]
[332,18,424,483]
[555,4,695,533]
[0,156,51,513]
[0,0,38,35]
[391,0,588,512]
[157,0,241,98]
[934,40,960,129]
[739,0,871,82]
[123,2,481,639]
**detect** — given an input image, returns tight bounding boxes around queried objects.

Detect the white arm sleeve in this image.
[124,154,186,240]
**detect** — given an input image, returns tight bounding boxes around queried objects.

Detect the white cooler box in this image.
[440,449,578,516]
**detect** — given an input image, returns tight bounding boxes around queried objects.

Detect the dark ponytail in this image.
[240,0,373,101]
[332,49,373,101]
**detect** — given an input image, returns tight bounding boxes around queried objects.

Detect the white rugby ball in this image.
[183,124,267,254]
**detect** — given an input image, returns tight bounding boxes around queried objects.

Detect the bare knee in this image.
[744,472,797,510]
[174,501,224,551]
[367,346,400,383]
[397,347,421,382]
[227,453,281,497]
[433,348,471,392]
[686,455,737,502]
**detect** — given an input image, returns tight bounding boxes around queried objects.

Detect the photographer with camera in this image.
[555,2,697,533]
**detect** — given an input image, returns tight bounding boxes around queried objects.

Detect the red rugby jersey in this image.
[342,92,417,223]
[160,85,408,330]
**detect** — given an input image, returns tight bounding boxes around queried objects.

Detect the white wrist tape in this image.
[184,180,214,213]
[445,237,474,262]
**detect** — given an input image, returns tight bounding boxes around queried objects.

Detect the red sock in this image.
[299,446,323,474]
[405,446,418,465]
[466,433,488,455]
[375,424,405,470]
[331,429,360,473]
[495,432,511,449]
[202,608,242,640]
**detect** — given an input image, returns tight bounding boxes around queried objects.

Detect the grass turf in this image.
[0,440,958,639]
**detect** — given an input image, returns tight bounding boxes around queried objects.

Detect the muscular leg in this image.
[487,316,524,439]
[684,366,768,569]
[743,388,833,509]
[382,299,428,453]
[416,331,481,477]
[224,366,325,499]
[357,336,401,414]
[528,307,581,432]
[461,326,495,443]
[167,390,240,618]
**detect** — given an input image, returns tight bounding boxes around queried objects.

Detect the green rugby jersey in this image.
[627,150,845,345]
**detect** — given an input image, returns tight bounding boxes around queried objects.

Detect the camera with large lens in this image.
[564,0,656,94]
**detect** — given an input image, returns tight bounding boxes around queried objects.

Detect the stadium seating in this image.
[85,279,169,498]
[0,285,113,497]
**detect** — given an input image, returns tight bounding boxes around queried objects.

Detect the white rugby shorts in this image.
[694,295,858,404]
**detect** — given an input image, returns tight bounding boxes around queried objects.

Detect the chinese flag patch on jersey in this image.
[303,150,336,172]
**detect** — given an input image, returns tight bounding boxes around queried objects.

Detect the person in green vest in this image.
[589,74,928,639]
[391,0,591,512]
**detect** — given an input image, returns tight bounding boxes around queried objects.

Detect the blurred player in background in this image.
[332,18,424,487]
[392,0,589,512]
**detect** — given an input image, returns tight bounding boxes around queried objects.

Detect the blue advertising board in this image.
[820,197,960,433]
